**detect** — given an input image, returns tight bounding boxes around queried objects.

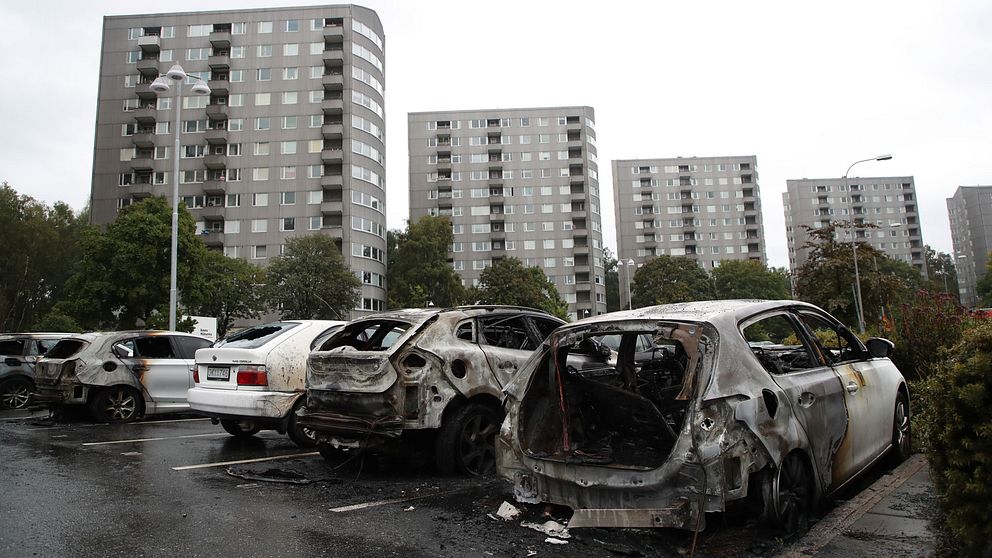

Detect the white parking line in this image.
[328,487,473,513]
[82,433,227,446]
[131,418,211,425]
[172,451,319,471]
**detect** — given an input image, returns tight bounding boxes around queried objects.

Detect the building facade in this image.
[783,177,925,274]
[612,155,766,305]
[92,5,387,316]
[408,107,607,319]
[947,186,992,307]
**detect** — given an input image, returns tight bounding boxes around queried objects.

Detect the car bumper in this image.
[34,382,88,405]
[186,387,299,419]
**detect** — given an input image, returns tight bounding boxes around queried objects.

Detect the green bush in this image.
[889,290,971,381]
[917,320,992,557]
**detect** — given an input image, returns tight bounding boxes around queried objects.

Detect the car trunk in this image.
[308,318,425,395]
[516,323,701,470]
[33,338,89,385]
[194,348,268,391]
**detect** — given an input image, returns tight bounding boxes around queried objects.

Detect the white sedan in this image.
[188,320,343,447]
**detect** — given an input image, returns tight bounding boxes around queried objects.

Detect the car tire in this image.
[761,452,812,534]
[0,377,34,410]
[435,402,502,476]
[88,386,144,423]
[888,392,912,466]
[220,419,261,438]
[287,400,317,448]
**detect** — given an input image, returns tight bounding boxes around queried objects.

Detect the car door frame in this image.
[476,313,542,389]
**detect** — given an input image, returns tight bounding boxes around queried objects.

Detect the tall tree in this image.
[923,245,960,300]
[387,216,465,308]
[976,252,992,307]
[59,196,206,330]
[265,234,360,320]
[630,256,716,308]
[712,260,791,300]
[471,257,569,320]
[603,247,620,312]
[794,224,924,329]
[184,250,268,337]
[0,183,89,332]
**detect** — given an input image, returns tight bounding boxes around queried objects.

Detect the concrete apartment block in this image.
[947,185,992,307]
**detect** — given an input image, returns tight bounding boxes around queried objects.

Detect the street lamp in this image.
[617,258,635,310]
[844,154,892,333]
[150,64,210,331]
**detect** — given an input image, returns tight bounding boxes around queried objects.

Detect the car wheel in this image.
[435,402,502,476]
[0,378,34,410]
[287,400,317,448]
[89,386,144,423]
[220,419,261,438]
[888,392,912,465]
[762,452,812,533]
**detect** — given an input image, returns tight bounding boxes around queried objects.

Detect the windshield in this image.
[214,322,300,349]
[46,339,88,359]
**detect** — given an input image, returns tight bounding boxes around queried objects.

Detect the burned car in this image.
[34,331,211,422]
[0,333,73,409]
[498,300,911,532]
[298,306,564,475]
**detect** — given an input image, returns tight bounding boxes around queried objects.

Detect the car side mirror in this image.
[865,337,894,359]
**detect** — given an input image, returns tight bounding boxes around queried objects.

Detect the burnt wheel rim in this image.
[776,456,809,532]
[102,390,137,421]
[458,413,498,475]
[894,399,910,456]
[1,383,31,409]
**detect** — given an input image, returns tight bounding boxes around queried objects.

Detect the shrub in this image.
[917,321,992,556]
[888,290,970,381]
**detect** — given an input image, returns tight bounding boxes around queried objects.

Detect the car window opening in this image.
[46,339,87,359]
[319,320,411,352]
[215,322,300,349]
[518,327,692,470]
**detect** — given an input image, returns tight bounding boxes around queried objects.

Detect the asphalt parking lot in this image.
[0,410,824,558]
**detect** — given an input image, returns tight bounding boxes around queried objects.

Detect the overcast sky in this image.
[2,0,989,268]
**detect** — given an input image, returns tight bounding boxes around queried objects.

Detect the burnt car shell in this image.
[498,300,908,531]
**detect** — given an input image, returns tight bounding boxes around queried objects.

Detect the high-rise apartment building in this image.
[612,155,766,277]
[408,107,606,319]
[947,185,992,307]
[783,177,925,274]
[91,6,387,316]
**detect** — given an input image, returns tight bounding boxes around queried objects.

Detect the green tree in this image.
[976,252,992,306]
[184,250,268,337]
[712,259,790,300]
[924,245,960,301]
[471,257,569,320]
[794,224,924,329]
[387,216,465,308]
[604,247,620,312]
[59,196,206,330]
[264,234,360,320]
[630,256,716,308]
[0,183,89,332]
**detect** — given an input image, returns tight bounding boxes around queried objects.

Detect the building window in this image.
[257,21,273,34]
[280,217,296,231]
[251,219,268,233]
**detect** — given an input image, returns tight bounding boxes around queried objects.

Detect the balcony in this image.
[320,200,343,215]
[199,206,225,220]
[323,25,344,43]
[322,73,344,90]
[202,179,227,195]
[201,231,224,247]
[128,183,155,198]
[205,104,227,121]
[136,58,159,76]
[209,30,231,49]
[208,54,230,71]
[321,148,344,163]
[204,154,227,169]
[137,35,160,54]
[133,107,156,124]
[207,79,229,95]
[322,123,344,139]
[321,174,344,189]
[204,129,228,144]
[131,132,155,148]
[321,98,344,115]
[323,49,344,67]
[129,156,153,172]
[135,83,158,100]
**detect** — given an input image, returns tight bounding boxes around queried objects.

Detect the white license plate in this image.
[206,366,230,380]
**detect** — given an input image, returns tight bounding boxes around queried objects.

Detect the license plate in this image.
[206,366,230,380]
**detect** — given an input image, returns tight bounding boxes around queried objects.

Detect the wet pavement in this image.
[0,408,901,558]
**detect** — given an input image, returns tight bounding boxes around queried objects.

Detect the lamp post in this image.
[150,65,210,331]
[843,154,892,333]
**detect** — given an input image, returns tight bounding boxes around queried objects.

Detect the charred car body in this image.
[187,320,343,447]
[298,306,564,475]
[0,333,72,409]
[498,300,911,532]
[34,331,211,422]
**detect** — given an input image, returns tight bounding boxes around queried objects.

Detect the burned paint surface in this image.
[498,300,909,531]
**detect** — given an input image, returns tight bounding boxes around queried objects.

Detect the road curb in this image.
[775,453,927,558]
